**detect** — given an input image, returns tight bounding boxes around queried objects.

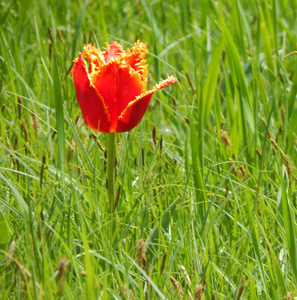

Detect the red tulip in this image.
[72,41,177,133]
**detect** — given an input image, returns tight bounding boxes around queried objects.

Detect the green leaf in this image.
[52,54,65,179]
[0,211,9,253]
[146,195,180,258]
[203,36,224,125]
[279,182,297,285]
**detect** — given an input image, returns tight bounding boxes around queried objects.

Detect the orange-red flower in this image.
[72,41,177,133]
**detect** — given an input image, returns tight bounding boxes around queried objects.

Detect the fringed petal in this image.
[83,44,105,74]
[103,41,125,63]
[122,41,148,85]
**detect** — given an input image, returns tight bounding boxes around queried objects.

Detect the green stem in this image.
[107,132,116,215]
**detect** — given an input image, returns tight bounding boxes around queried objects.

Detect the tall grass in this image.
[1,0,297,298]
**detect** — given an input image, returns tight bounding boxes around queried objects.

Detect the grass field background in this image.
[1,0,297,298]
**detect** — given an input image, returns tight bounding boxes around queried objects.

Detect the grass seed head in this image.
[179,264,191,286]
[229,158,238,177]
[17,97,22,119]
[255,148,262,160]
[236,275,246,300]
[56,28,65,45]
[152,124,157,146]
[185,71,196,96]
[239,165,247,180]
[160,250,168,275]
[30,110,39,135]
[261,117,272,138]
[57,257,70,284]
[195,277,206,300]
[123,284,135,299]
[170,276,184,299]
[220,129,232,148]
[136,239,146,268]
[21,118,29,142]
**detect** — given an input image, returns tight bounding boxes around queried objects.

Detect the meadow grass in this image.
[1,0,297,299]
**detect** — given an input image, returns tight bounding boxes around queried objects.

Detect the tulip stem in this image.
[107,132,116,215]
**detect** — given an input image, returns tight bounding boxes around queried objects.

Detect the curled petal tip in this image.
[152,75,178,91]
[117,74,177,132]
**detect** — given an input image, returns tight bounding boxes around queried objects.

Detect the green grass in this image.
[1,0,297,298]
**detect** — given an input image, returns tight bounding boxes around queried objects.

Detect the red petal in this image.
[103,42,124,63]
[92,63,145,132]
[72,54,111,132]
[117,76,177,132]
[116,93,153,132]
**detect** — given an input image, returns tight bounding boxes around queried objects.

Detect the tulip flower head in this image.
[72,41,177,133]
